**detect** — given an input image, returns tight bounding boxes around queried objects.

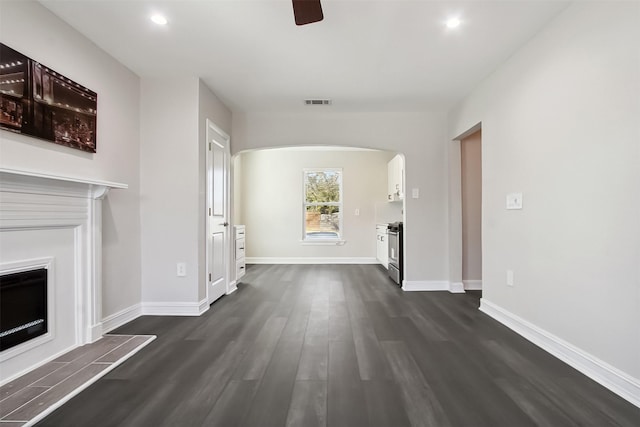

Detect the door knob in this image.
[220,222,229,227]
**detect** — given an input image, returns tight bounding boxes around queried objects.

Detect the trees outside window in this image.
[303,169,342,240]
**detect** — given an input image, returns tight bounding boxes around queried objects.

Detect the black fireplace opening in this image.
[0,268,48,352]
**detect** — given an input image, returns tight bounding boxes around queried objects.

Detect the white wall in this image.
[0,1,142,319]
[140,77,232,306]
[237,149,394,261]
[232,111,449,282]
[449,0,640,385]
[140,78,199,304]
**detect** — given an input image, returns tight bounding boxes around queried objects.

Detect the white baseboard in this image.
[246,257,378,264]
[227,280,238,294]
[463,280,483,290]
[198,298,210,315]
[449,282,465,293]
[102,303,142,333]
[402,280,450,291]
[103,299,210,323]
[402,280,467,293]
[480,299,640,408]
[88,324,103,343]
[141,301,207,316]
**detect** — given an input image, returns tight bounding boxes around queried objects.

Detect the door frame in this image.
[449,122,482,293]
[205,119,231,304]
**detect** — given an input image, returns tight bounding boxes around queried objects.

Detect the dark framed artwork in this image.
[0,43,97,153]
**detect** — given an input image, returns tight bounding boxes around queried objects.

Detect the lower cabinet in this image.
[376,224,389,269]
[234,225,246,281]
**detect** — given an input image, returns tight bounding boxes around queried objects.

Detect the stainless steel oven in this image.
[387,222,403,285]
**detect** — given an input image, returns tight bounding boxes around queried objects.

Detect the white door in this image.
[206,120,230,304]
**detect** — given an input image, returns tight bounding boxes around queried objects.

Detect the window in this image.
[303,169,342,241]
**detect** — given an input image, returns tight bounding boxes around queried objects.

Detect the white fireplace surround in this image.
[0,167,126,382]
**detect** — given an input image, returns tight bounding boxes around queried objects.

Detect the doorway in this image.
[460,130,482,290]
[206,119,230,304]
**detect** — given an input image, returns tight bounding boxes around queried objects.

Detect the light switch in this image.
[354,208,360,216]
[506,193,523,210]
[506,270,514,287]
[412,188,419,199]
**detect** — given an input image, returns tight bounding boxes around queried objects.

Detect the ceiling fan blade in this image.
[292,0,324,26]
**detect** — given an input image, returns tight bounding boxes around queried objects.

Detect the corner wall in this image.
[449,1,640,401]
[0,1,142,320]
[140,77,232,309]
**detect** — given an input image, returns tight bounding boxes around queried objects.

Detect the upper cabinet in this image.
[387,154,404,202]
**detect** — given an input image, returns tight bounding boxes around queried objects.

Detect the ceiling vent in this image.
[305,99,332,106]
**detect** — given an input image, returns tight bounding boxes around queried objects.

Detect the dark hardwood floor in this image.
[37,264,640,426]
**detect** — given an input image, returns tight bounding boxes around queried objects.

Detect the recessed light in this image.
[446,17,461,29]
[150,14,168,26]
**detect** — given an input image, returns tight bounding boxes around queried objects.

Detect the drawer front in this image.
[236,261,246,279]
[235,238,245,260]
[234,226,246,240]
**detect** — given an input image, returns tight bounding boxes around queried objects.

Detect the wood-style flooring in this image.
[36,264,640,427]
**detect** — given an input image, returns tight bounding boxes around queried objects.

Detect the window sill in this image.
[300,240,346,246]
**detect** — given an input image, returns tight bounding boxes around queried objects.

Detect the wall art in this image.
[0,43,97,153]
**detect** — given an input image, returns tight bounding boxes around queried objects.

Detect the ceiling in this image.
[40,0,570,113]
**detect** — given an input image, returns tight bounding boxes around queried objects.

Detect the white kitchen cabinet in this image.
[387,154,404,202]
[376,224,389,269]
[234,225,246,281]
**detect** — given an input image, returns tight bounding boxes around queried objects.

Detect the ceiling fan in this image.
[292,0,324,25]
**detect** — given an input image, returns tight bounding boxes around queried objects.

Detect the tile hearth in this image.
[0,334,155,426]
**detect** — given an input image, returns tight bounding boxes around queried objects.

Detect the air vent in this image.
[305,99,332,105]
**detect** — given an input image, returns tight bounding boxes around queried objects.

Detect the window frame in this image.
[302,168,344,243]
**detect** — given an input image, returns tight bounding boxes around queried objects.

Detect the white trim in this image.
[302,168,343,242]
[141,301,207,316]
[102,299,212,332]
[205,119,231,305]
[198,298,210,315]
[0,172,125,379]
[24,335,156,427]
[449,282,466,293]
[88,323,103,343]
[227,280,238,294]
[402,280,467,293]
[0,167,127,192]
[480,299,640,408]
[402,280,450,292]
[300,240,346,246]
[463,279,483,290]
[246,257,378,265]
[102,304,143,334]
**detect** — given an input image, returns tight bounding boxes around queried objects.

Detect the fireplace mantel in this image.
[0,167,127,199]
[0,167,127,382]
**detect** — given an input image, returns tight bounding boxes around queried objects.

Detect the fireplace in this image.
[0,268,48,351]
[0,168,126,383]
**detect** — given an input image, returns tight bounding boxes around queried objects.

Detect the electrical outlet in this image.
[506,193,523,210]
[506,270,514,287]
[177,262,186,277]
[412,188,419,199]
